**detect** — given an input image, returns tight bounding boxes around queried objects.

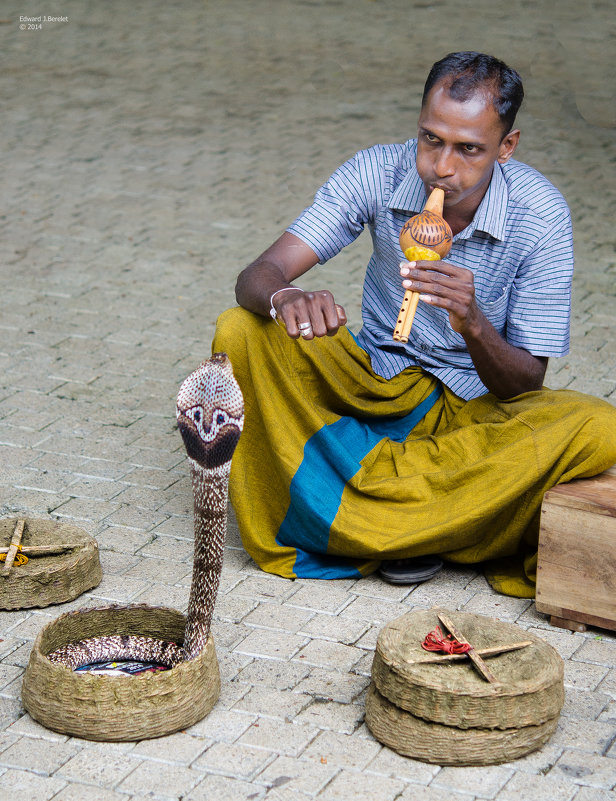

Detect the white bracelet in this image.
[269,287,302,321]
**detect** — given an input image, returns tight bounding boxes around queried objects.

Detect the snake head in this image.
[176,353,244,470]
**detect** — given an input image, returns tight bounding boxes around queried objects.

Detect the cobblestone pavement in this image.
[1,2,615,799]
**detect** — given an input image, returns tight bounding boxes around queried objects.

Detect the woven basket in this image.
[365,608,564,765]
[0,518,102,610]
[22,604,220,741]
[371,608,564,729]
[365,683,559,766]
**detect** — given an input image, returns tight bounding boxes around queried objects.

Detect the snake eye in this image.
[216,413,226,426]
[194,410,201,422]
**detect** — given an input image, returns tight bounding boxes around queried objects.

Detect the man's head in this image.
[422,52,524,136]
[416,52,523,222]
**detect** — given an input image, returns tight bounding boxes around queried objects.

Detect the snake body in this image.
[48,353,244,669]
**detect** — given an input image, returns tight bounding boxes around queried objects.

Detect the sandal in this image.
[378,556,444,585]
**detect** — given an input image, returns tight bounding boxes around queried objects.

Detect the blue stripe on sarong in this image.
[276,383,442,578]
[292,548,364,580]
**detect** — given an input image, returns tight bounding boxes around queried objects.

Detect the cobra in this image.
[47,353,244,669]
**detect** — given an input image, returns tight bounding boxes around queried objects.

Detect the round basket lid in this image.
[371,608,564,729]
[365,682,559,766]
[0,518,102,610]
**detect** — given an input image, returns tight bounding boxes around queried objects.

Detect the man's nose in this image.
[434,148,455,178]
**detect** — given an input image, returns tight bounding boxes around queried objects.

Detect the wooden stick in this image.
[0,543,81,556]
[404,640,533,664]
[437,612,501,685]
[393,290,420,343]
[1,520,25,576]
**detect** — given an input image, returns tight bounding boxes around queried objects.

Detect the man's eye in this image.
[463,144,478,153]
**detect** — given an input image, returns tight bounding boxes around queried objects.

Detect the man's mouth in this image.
[429,183,454,195]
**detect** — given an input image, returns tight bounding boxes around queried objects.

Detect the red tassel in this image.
[422,625,471,655]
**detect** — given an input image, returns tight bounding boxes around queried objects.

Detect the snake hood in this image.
[47,353,244,671]
[176,353,244,471]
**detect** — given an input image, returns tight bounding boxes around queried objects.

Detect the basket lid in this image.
[372,608,564,729]
[0,518,101,610]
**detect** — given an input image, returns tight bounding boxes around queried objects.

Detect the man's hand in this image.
[398,259,548,399]
[236,232,348,340]
[273,288,346,339]
[400,259,480,336]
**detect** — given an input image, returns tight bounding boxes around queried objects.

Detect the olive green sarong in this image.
[213,307,616,597]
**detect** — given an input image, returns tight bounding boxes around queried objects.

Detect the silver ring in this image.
[298,322,312,331]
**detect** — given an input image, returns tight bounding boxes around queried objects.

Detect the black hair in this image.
[422,52,524,134]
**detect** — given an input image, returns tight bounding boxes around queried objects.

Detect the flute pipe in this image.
[392,294,409,341]
[393,290,420,343]
[394,290,415,338]
[394,187,451,343]
[424,187,445,214]
[401,290,420,340]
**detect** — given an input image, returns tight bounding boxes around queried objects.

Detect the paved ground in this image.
[0,1,615,799]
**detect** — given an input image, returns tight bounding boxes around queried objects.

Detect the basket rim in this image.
[22,619,220,741]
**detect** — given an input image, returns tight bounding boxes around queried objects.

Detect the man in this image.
[213,52,616,596]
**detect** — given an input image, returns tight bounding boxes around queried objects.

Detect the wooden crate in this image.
[536,465,616,632]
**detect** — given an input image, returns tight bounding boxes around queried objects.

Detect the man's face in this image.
[416,81,519,219]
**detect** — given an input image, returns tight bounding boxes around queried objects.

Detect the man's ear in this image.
[497,129,520,163]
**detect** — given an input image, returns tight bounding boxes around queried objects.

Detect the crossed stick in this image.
[406,612,533,686]
[1,520,25,576]
[1,520,80,576]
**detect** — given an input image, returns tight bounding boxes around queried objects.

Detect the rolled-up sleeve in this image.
[287,151,377,264]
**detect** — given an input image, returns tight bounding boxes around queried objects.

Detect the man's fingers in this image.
[280,290,343,339]
[280,295,312,338]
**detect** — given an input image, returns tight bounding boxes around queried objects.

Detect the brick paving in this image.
[0,1,615,799]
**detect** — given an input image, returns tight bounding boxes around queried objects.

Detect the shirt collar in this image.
[387,141,509,242]
[387,141,425,215]
[467,164,508,241]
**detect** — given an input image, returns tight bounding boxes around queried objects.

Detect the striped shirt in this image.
[287,139,573,400]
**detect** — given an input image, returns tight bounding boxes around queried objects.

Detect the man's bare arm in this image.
[401,258,547,398]
[462,320,547,398]
[235,232,346,339]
